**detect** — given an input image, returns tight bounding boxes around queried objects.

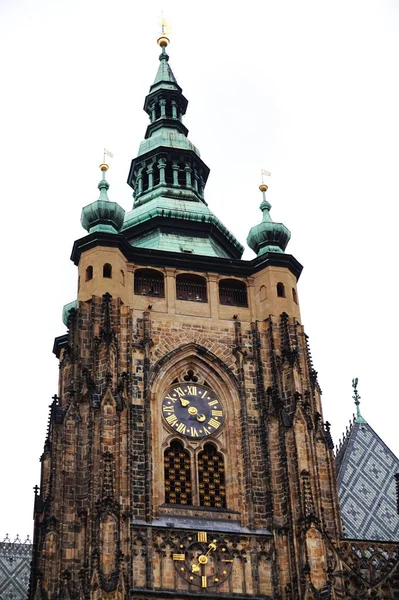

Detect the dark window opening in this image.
[164,440,192,505]
[154,103,161,120]
[277,282,285,298]
[292,288,298,304]
[85,265,93,281]
[165,101,173,118]
[120,270,125,286]
[153,164,160,186]
[176,274,207,302]
[219,279,248,307]
[178,164,185,186]
[165,162,174,185]
[142,169,149,192]
[103,263,112,279]
[198,444,226,509]
[134,268,165,297]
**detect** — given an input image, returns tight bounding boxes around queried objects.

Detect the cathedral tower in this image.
[30,36,393,600]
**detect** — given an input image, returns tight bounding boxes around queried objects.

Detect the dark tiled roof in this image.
[336,419,399,541]
[0,536,32,600]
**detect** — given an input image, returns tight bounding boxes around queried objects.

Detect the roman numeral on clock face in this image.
[166,414,178,425]
[208,418,221,429]
[176,422,186,434]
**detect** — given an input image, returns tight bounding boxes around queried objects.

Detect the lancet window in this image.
[164,440,192,505]
[163,440,226,509]
[198,444,226,508]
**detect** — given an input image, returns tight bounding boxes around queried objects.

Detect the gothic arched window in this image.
[198,444,226,508]
[164,440,192,505]
[292,287,298,304]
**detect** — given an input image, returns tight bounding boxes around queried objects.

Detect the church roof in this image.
[0,535,32,600]
[336,414,399,541]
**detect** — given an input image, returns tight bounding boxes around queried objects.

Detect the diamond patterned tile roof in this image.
[0,536,32,600]
[336,419,399,541]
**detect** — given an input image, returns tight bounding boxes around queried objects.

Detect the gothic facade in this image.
[29,37,399,600]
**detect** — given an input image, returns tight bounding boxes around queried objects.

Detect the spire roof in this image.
[150,46,181,93]
[81,164,125,234]
[124,38,243,259]
[247,184,291,255]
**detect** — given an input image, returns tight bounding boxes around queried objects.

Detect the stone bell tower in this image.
[29,33,348,600]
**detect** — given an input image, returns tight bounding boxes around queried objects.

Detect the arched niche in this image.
[149,343,242,517]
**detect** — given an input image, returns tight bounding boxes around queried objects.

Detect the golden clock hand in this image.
[191,563,200,573]
[196,414,206,422]
[179,397,190,407]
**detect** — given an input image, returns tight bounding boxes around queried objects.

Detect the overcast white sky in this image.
[1,0,398,540]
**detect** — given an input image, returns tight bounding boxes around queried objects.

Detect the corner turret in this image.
[81,164,125,234]
[247,183,291,256]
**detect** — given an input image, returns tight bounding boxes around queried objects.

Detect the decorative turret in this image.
[123,36,243,258]
[81,163,125,234]
[247,183,291,255]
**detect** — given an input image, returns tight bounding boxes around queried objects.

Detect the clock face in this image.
[161,383,224,439]
[173,531,233,589]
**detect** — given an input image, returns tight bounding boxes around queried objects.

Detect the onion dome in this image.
[247,184,291,255]
[81,163,125,233]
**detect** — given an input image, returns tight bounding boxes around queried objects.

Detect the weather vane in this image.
[158,12,172,45]
[103,148,114,163]
[261,169,271,184]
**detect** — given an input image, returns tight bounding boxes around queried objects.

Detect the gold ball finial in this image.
[259,183,268,192]
[100,163,109,172]
[157,35,169,48]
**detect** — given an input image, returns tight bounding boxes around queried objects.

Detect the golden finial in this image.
[157,13,171,47]
[100,163,109,172]
[259,183,268,192]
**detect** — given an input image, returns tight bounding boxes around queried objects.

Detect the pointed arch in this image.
[149,342,242,516]
[150,342,240,393]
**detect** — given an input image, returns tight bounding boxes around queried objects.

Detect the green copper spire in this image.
[81,163,125,234]
[352,377,366,423]
[151,45,180,92]
[247,183,291,255]
[123,37,243,259]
